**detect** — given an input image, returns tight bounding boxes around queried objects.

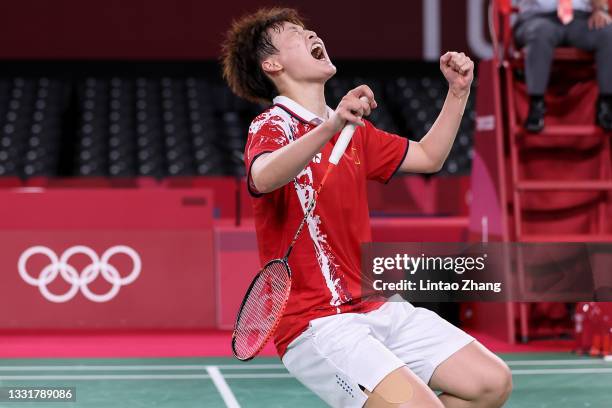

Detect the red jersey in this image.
[245,96,409,357]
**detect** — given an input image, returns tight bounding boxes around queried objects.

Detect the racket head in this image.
[232,258,292,361]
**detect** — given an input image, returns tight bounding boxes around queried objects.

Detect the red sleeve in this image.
[362,120,409,183]
[244,112,289,197]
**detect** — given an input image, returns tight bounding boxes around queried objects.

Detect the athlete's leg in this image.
[283,310,432,408]
[368,299,510,408]
[429,342,512,408]
[363,366,443,408]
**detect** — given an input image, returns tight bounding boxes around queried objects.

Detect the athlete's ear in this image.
[262,57,283,75]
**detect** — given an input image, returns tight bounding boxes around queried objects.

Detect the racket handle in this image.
[329,96,369,165]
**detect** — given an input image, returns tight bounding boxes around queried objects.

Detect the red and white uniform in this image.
[244,96,409,357]
[246,96,474,408]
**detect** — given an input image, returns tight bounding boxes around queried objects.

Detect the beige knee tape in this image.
[363,375,414,407]
[365,391,412,407]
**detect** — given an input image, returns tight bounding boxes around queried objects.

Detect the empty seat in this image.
[0,65,476,180]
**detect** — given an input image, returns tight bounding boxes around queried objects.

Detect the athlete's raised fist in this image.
[440,51,474,99]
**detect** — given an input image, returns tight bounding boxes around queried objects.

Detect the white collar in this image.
[273,95,334,124]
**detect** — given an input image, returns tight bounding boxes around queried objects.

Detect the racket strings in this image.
[233,261,291,359]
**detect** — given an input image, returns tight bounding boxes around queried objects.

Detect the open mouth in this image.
[310,43,325,60]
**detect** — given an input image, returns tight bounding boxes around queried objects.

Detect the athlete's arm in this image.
[251,85,376,194]
[400,52,474,174]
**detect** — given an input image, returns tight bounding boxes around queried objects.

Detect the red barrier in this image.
[368,176,470,216]
[0,177,22,188]
[214,220,260,329]
[0,188,216,329]
[214,216,470,329]
[164,176,238,220]
[371,217,469,242]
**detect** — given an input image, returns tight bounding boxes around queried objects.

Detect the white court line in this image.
[0,374,210,380]
[0,373,294,381]
[512,368,612,375]
[206,366,241,408]
[214,364,285,370]
[605,356,612,362]
[223,373,293,379]
[506,359,609,366]
[0,365,209,371]
[2,369,612,381]
[1,360,609,372]
[0,364,285,371]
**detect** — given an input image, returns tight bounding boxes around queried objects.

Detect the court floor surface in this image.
[0,353,610,407]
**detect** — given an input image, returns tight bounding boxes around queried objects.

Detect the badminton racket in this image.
[231,97,367,361]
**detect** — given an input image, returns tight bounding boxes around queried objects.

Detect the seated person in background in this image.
[514,0,612,132]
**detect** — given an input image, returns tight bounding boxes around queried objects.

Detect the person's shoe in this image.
[524,98,546,133]
[597,98,612,132]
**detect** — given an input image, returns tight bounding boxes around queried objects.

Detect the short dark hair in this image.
[221,7,305,104]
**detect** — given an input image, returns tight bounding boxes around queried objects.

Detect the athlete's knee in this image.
[364,393,444,408]
[475,363,513,407]
[364,391,443,408]
[363,368,443,408]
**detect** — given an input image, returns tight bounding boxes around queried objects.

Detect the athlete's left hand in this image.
[440,51,474,99]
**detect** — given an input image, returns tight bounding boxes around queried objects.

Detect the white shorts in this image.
[282,296,474,408]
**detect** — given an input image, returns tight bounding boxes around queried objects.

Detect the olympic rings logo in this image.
[18,245,141,303]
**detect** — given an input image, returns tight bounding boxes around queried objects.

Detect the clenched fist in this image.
[327,85,377,133]
[440,52,474,99]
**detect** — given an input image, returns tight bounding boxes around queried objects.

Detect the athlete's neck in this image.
[279,82,328,120]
